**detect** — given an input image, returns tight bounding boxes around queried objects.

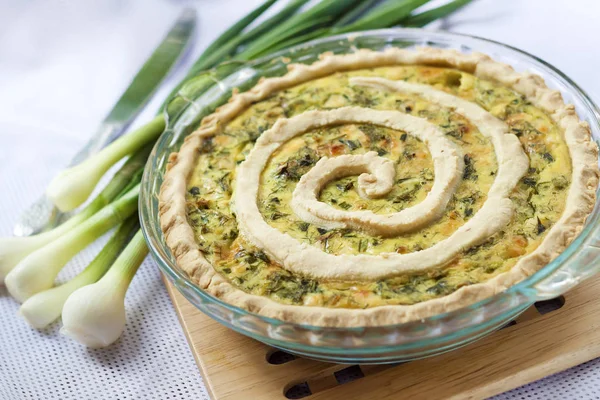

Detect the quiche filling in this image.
[184,65,572,309]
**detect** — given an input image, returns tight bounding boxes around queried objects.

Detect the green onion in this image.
[46,116,163,212]
[60,229,148,348]
[402,0,474,27]
[5,184,140,302]
[19,216,140,329]
[0,146,149,283]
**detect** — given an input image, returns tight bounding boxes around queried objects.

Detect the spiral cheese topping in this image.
[234,79,528,281]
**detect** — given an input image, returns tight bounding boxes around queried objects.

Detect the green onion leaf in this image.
[334,0,381,27]
[255,28,331,57]
[334,0,432,33]
[402,0,474,27]
[237,0,363,61]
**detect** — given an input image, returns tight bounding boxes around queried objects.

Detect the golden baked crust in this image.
[159,47,599,327]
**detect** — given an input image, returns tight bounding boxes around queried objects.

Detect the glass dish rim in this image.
[141,28,600,333]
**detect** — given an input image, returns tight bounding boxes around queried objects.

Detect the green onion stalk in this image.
[5,0,472,346]
[61,230,148,348]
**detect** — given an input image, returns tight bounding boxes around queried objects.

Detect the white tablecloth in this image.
[1,1,600,399]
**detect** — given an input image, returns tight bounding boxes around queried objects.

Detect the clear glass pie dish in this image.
[140,29,600,364]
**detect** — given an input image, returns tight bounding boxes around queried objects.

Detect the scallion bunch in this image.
[2,0,472,347]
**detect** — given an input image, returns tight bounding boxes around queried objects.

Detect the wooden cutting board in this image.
[163,274,600,400]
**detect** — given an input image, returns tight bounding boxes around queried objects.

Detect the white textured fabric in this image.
[1,0,600,399]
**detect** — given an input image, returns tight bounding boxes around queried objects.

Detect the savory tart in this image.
[159,47,599,327]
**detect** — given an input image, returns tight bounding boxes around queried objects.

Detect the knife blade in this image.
[14,7,197,237]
